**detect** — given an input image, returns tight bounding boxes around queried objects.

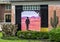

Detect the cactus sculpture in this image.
[50,10,59,28]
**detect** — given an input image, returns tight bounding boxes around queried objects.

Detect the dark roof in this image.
[10,0,60,2]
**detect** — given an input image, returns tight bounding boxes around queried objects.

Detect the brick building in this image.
[0,0,60,31]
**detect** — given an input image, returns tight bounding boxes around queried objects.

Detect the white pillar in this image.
[11,5,15,24]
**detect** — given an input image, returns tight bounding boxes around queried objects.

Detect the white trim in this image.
[11,5,15,24]
[4,13,11,23]
[5,9,11,11]
[11,1,60,5]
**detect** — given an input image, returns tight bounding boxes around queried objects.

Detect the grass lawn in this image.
[0,32,41,42]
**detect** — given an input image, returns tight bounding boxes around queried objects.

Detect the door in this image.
[40,5,48,32]
[15,6,23,31]
[40,5,48,27]
[21,5,41,31]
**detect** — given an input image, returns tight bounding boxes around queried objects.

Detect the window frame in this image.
[5,4,11,10]
[4,13,11,23]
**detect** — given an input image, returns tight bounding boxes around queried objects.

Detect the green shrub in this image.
[17,31,49,39]
[2,24,18,37]
[1,36,19,40]
[49,28,60,42]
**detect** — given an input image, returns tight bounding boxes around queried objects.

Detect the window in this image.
[5,4,11,10]
[5,14,11,22]
[23,5,40,10]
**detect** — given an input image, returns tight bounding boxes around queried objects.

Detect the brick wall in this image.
[0,4,5,22]
[0,4,11,22]
[48,5,60,30]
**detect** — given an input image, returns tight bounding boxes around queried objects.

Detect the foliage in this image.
[0,32,42,42]
[50,10,59,28]
[49,28,60,42]
[1,36,19,40]
[1,24,18,37]
[17,31,49,39]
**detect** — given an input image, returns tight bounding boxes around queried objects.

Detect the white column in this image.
[11,5,15,24]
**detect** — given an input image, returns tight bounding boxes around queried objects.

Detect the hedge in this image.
[49,28,60,42]
[17,31,49,39]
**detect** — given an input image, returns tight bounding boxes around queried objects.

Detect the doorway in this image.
[21,11,40,31]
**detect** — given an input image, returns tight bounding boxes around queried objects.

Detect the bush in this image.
[49,28,60,42]
[1,36,19,40]
[2,24,18,37]
[17,31,49,39]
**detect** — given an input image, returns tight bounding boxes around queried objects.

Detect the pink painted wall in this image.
[21,17,41,31]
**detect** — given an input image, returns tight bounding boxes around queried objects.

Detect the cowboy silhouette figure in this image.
[25,17,30,30]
